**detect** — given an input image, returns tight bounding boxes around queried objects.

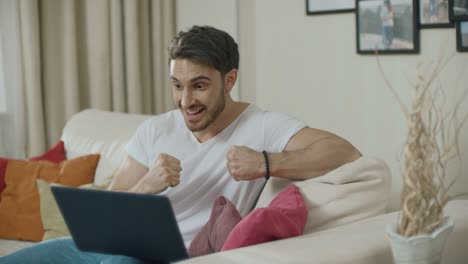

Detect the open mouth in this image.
[184,107,205,121]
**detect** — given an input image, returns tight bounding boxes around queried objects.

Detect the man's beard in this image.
[180,90,226,132]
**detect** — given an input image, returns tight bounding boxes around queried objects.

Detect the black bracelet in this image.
[262,151,270,181]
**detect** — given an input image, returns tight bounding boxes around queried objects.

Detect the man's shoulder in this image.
[240,104,303,127]
[244,104,297,120]
[239,104,264,122]
[138,109,182,130]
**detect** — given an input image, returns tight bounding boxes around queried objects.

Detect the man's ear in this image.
[224,69,238,93]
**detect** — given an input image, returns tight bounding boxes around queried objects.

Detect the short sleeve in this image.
[263,111,306,152]
[125,119,152,167]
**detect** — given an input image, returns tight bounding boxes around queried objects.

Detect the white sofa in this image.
[1,108,468,263]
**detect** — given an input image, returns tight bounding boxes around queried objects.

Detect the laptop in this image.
[51,186,189,263]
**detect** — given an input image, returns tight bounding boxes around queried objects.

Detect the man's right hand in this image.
[132,153,182,194]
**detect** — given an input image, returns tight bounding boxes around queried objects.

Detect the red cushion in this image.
[30,141,66,162]
[188,196,242,257]
[0,141,66,195]
[221,184,307,251]
[0,159,7,196]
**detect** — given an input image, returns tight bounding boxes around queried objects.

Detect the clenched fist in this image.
[139,153,182,194]
[227,146,266,181]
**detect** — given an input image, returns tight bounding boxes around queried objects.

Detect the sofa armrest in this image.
[178,199,468,264]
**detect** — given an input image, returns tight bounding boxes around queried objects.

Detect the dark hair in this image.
[168,25,239,76]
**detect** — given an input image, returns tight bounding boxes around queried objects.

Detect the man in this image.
[380,0,394,49]
[429,0,437,22]
[0,25,361,264]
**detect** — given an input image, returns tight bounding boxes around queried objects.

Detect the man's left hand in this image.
[227,146,266,181]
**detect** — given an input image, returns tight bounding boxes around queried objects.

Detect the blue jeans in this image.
[382,26,393,49]
[0,237,151,264]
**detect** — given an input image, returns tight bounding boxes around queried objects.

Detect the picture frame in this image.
[356,0,419,54]
[449,0,468,21]
[306,0,355,15]
[419,0,454,28]
[456,21,468,51]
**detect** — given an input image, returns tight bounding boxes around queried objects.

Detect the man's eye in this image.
[195,84,205,89]
[172,83,182,89]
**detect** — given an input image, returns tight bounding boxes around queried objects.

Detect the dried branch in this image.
[377,54,467,236]
[376,56,409,118]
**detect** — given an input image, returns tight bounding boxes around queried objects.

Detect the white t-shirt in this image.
[126,104,305,246]
[380,6,394,27]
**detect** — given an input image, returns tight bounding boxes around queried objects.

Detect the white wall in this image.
[176,0,468,210]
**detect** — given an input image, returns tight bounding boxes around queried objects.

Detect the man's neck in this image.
[192,101,249,143]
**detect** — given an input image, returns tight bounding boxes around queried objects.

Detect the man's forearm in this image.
[109,171,153,193]
[128,176,151,193]
[269,137,362,180]
[109,154,181,194]
[127,173,169,194]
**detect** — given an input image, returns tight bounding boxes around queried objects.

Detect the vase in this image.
[385,216,454,264]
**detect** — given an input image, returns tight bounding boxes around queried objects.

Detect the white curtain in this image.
[0,0,175,157]
[0,0,26,158]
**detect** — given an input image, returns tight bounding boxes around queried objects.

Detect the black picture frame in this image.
[456,21,468,51]
[449,0,468,21]
[356,0,420,54]
[419,0,454,28]
[306,0,355,15]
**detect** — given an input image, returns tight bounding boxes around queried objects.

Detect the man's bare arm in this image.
[268,127,362,180]
[108,154,181,193]
[227,127,362,181]
[108,156,148,191]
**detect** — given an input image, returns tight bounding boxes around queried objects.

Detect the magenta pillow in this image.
[221,184,307,251]
[188,196,242,257]
[0,141,66,196]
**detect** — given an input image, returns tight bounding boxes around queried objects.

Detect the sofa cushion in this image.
[255,156,391,233]
[61,109,150,185]
[222,184,307,251]
[174,200,468,264]
[0,141,66,198]
[188,196,242,257]
[0,154,100,242]
[36,178,112,241]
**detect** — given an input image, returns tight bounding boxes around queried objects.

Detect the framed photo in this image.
[456,21,468,51]
[449,0,468,21]
[306,0,355,15]
[356,0,419,54]
[419,0,454,28]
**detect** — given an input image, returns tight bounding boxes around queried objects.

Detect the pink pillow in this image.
[222,184,307,251]
[188,196,242,257]
[0,141,66,196]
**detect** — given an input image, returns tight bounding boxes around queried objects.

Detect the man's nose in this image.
[181,89,194,108]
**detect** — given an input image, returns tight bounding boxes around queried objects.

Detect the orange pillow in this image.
[0,154,100,242]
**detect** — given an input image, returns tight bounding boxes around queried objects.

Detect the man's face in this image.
[170,59,226,132]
